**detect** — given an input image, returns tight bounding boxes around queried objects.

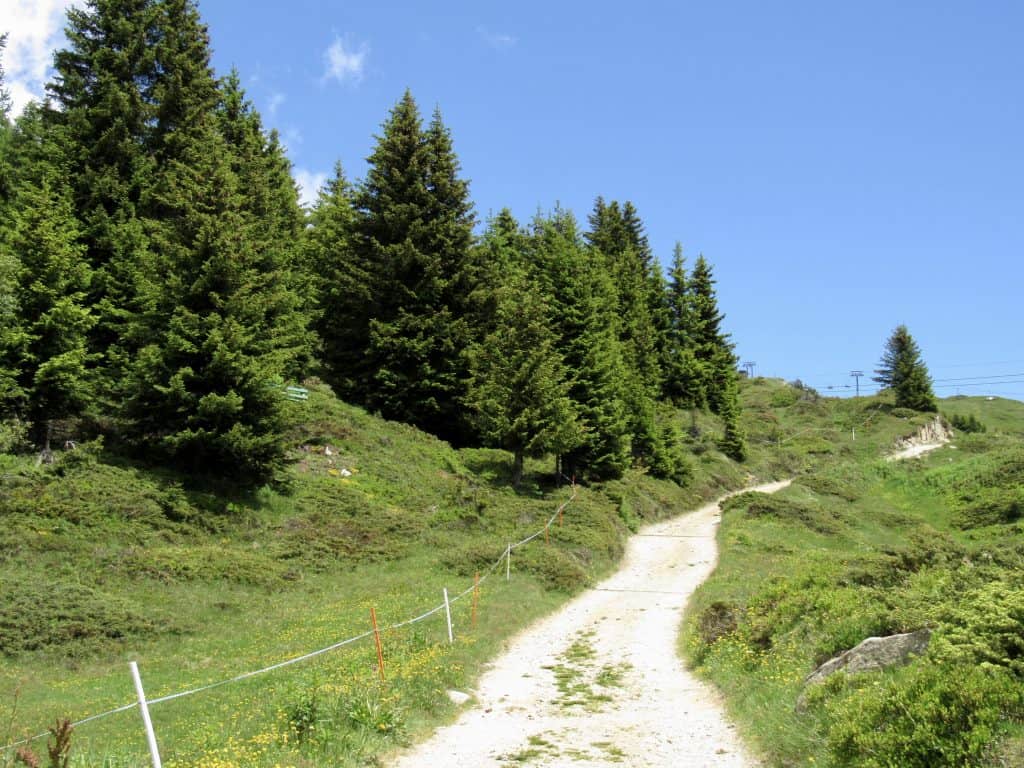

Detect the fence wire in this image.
[1,481,578,753]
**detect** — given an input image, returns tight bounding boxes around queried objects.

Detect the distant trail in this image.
[388,480,791,768]
[886,440,949,462]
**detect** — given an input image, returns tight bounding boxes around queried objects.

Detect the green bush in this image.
[0,579,167,654]
[826,663,1023,767]
[947,412,987,434]
[722,491,843,534]
[952,487,1024,529]
[931,581,1024,676]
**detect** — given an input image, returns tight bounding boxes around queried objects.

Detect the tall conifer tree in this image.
[306,162,363,388]
[663,243,704,407]
[586,197,666,470]
[873,325,936,412]
[48,0,160,390]
[466,274,582,486]
[3,115,95,446]
[534,208,631,480]
[347,91,475,440]
[689,255,738,415]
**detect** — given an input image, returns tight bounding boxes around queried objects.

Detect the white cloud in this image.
[2,0,83,116]
[476,25,517,50]
[322,36,368,84]
[266,91,286,119]
[294,168,328,209]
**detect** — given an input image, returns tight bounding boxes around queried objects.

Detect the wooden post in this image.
[506,543,511,581]
[370,607,385,682]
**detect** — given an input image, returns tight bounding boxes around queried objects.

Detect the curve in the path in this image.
[389,480,791,768]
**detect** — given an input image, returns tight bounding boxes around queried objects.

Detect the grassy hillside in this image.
[0,379,781,768]
[685,391,1024,767]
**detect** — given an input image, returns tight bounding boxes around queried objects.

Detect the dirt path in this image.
[389,480,791,768]
[886,441,948,461]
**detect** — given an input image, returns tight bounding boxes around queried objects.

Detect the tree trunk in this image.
[512,449,524,488]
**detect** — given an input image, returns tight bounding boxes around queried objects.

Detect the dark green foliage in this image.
[6,175,95,442]
[48,0,163,390]
[532,208,631,480]
[305,162,361,385]
[215,70,312,379]
[0,579,163,655]
[126,111,290,483]
[586,198,665,469]
[718,377,746,461]
[873,325,936,412]
[340,92,475,442]
[689,255,738,415]
[465,273,583,486]
[662,243,704,407]
[948,412,986,434]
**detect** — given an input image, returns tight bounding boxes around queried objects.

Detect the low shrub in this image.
[0,580,167,654]
[826,663,1024,767]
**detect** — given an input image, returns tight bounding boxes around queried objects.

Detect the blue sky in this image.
[7,1,1024,399]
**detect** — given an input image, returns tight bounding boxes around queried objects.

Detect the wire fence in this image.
[1,479,579,761]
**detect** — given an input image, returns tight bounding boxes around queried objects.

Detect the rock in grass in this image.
[797,629,931,710]
[447,690,472,705]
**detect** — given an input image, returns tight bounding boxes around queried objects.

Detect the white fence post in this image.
[443,588,454,644]
[506,542,511,581]
[129,662,163,768]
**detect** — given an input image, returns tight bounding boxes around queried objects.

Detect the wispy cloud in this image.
[294,168,328,209]
[3,0,83,116]
[266,91,286,119]
[322,36,368,85]
[476,25,517,50]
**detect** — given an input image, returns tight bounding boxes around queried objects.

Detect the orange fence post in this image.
[370,607,385,683]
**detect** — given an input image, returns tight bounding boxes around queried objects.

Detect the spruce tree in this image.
[689,255,737,415]
[127,114,288,482]
[533,207,631,480]
[122,1,300,482]
[215,70,310,378]
[48,0,161,392]
[662,243,704,407]
[7,171,95,448]
[873,325,937,412]
[466,274,582,486]
[585,197,666,470]
[718,377,746,461]
[464,208,527,346]
[306,162,364,389]
[348,91,475,441]
[0,33,19,408]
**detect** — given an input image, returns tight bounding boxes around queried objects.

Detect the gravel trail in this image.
[389,480,792,768]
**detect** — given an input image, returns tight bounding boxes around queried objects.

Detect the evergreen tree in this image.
[121,2,301,482]
[0,33,19,407]
[215,70,311,378]
[48,0,161,391]
[718,377,746,461]
[689,255,737,414]
[466,274,582,486]
[662,243,704,407]
[126,113,289,482]
[533,208,631,480]
[347,91,475,440]
[462,207,528,366]
[306,162,363,387]
[585,198,664,468]
[6,171,95,447]
[0,33,10,120]
[873,325,937,412]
